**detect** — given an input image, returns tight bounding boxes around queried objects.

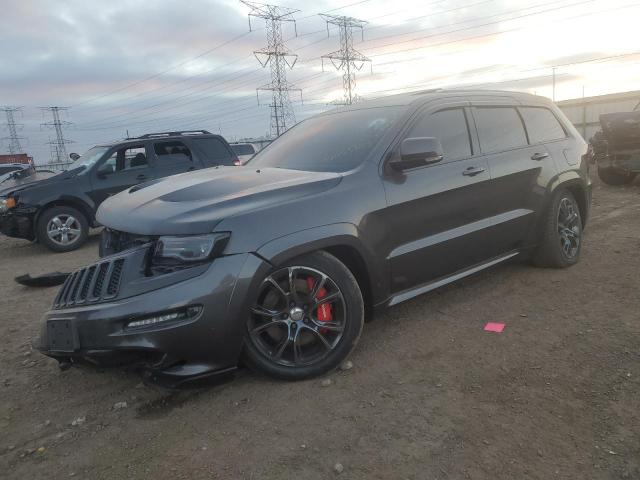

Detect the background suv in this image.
[36,90,591,385]
[0,130,239,252]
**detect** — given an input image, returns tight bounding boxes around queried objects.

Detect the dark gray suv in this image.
[36,90,592,386]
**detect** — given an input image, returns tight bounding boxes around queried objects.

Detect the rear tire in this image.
[532,189,582,268]
[597,166,636,186]
[243,251,364,380]
[37,206,89,253]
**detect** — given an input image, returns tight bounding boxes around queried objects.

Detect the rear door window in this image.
[153,141,193,168]
[191,138,235,166]
[520,107,566,143]
[407,108,472,162]
[474,107,528,153]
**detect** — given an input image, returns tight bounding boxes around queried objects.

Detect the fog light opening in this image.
[126,306,202,330]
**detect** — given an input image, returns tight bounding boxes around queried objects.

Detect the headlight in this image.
[152,232,230,266]
[0,197,16,214]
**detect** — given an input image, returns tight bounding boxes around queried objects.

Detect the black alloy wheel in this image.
[532,189,583,268]
[243,251,364,380]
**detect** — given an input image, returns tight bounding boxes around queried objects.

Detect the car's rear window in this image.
[520,107,566,143]
[250,107,405,173]
[231,144,256,156]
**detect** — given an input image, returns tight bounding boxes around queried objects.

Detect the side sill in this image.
[387,251,520,307]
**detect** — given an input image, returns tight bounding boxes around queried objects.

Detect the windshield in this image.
[65,146,110,171]
[250,106,405,172]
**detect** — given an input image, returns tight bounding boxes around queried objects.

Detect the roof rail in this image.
[136,130,212,139]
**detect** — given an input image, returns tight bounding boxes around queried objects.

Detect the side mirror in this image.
[69,152,80,161]
[389,137,444,171]
[96,166,114,179]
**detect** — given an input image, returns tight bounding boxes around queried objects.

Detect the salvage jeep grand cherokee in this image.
[36,90,591,386]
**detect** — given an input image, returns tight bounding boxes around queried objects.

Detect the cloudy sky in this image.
[2,0,640,164]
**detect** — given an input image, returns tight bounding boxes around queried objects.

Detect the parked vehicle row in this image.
[34,90,591,385]
[0,130,239,252]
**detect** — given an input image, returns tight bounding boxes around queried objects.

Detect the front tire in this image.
[243,251,364,380]
[532,189,582,268]
[597,166,636,186]
[37,206,89,253]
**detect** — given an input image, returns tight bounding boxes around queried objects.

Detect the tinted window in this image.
[231,144,256,156]
[191,138,234,166]
[153,141,192,166]
[408,108,471,161]
[251,107,405,173]
[520,107,566,143]
[101,146,148,174]
[474,107,527,153]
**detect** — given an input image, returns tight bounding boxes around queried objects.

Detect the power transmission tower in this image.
[1,106,25,161]
[241,1,301,138]
[41,106,74,165]
[320,14,371,105]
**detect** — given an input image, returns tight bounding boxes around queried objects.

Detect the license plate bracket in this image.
[47,319,79,352]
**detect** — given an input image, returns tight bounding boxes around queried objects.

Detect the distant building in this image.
[557,90,640,141]
[0,153,33,165]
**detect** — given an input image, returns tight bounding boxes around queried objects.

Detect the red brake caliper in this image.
[306,277,333,327]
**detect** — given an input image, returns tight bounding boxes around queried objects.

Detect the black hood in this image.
[96,166,342,235]
[599,111,640,149]
[0,170,63,196]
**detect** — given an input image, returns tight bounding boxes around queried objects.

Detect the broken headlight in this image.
[0,197,16,214]
[152,232,230,268]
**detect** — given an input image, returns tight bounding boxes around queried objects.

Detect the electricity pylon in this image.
[320,14,371,105]
[1,107,25,161]
[41,106,74,165]
[241,1,301,137]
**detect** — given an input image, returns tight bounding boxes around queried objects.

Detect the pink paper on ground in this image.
[484,322,505,333]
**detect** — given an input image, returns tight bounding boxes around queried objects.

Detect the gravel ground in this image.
[1,175,639,480]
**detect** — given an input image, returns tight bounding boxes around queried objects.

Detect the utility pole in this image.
[241,1,301,138]
[41,106,74,166]
[320,14,371,105]
[1,106,25,162]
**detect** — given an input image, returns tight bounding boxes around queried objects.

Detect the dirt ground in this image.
[1,175,639,480]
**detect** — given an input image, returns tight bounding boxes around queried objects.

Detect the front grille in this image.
[54,258,126,309]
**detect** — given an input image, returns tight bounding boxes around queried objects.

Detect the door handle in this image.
[531,152,549,161]
[136,174,147,181]
[462,166,486,177]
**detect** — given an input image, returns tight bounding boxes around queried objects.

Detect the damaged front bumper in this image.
[35,244,268,388]
[0,207,36,240]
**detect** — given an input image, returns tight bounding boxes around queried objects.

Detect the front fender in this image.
[256,222,389,306]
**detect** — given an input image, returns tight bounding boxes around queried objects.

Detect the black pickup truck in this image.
[0,130,239,252]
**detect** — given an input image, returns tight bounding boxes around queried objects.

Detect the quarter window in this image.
[408,108,472,161]
[520,107,566,143]
[191,138,235,166]
[474,107,527,153]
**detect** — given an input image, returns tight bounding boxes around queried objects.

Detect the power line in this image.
[241,1,302,137]
[320,14,371,105]
[1,107,25,160]
[71,32,253,108]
